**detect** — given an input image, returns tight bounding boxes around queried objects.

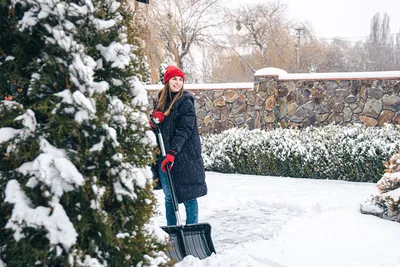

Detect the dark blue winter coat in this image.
[153,91,207,203]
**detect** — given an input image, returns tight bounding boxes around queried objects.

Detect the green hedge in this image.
[201,124,400,183]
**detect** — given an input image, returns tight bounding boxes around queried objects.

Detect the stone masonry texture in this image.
[148,74,400,135]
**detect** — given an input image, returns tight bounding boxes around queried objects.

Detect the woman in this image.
[151,65,207,226]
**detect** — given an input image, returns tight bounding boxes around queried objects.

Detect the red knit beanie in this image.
[163,65,185,84]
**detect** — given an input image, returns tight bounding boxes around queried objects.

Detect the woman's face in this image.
[168,76,184,92]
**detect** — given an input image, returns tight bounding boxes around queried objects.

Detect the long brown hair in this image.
[155,83,184,116]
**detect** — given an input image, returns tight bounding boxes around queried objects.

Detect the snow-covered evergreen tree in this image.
[157,58,174,84]
[0,0,168,266]
[361,147,400,222]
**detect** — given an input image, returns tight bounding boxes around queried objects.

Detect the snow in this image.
[90,185,106,210]
[130,77,149,106]
[68,2,90,17]
[102,124,119,147]
[55,89,74,104]
[74,110,90,123]
[44,25,75,52]
[359,201,384,215]
[68,52,97,94]
[116,232,130,238]
[14,109,37,132]
[153,172,400,266]
[255,67,400,80]
[5,180,78,250]
[109,98,124,114]
[146,131,158,147]
[145,82,253,91]
[79,255,103,267]
[113,181,133,201]
[94,19,116,30]
[17,138,84,199]
[111,164,151,201]
[111,153,123,161]
[96,42,131,69]
[381,171,400,181]
[386,187,400,200]
[146,70,400,92]
[91,81,110,94]
[278,71,400,80]
[1,100,22,108]
[72,91,96,113]
[254,67,288,77]
[0,128,21,144]
[89,136,105,152]
[96,58,103,69]
[112,78,123,86]
[108,1,120,13]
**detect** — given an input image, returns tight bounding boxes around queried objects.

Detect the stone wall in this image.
[146,83,256,135]
[256,70,400,129]
[146,69,400,135]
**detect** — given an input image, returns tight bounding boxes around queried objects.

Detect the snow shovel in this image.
[152,118,216,262]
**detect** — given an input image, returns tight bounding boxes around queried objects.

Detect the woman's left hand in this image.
[162,152,175,172]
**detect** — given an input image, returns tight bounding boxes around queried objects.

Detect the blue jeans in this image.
[158,163,198,226]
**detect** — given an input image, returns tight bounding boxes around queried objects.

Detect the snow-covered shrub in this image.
[0,0,168,266]
[202,124,400,182]
[360,147,400,222]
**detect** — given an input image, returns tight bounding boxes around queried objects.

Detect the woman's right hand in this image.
[152,110,165,124]
[150,110,165,128]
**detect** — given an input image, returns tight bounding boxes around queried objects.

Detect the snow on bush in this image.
[202,124,400,182]
[361,147,400,222]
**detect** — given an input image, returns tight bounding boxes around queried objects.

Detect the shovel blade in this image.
[161,223,216,262]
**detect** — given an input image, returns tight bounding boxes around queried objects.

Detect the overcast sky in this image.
[226,0,400,42]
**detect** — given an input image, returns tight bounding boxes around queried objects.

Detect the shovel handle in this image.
[151,118,183,226]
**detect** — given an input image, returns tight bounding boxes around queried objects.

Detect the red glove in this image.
[161,151,176,172]
[153,110,165,124]
[149,110,165,129]
[149,119,155,129]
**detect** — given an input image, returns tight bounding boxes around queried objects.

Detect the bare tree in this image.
[326,38,354,72]
[395,30,400,68]
[227,2,297,70]
[298,39,329,73]
[216,50,254,82]
[200,46,222,83]
[148,0,222,73]
[366,13,394,71]
[125,3,166,83]
[138,2,400,83]
[348,41,369,72]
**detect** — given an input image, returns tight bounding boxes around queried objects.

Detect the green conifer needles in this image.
[0,0,168,266]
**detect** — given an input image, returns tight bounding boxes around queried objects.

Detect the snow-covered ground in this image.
[153,172,400,267]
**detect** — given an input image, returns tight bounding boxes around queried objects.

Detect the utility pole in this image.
[295,27,303,71]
